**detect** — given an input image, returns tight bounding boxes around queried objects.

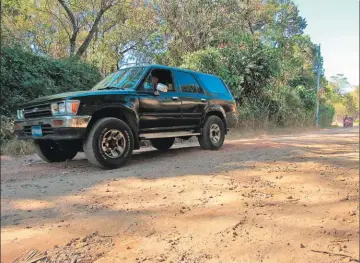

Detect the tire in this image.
[198,115,225,150]
[34,140,78,163]
[83,117,134,169]
[150,137,175,151]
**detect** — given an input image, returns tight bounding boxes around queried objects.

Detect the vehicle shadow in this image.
[1,128,358,231]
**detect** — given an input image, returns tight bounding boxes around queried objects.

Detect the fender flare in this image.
[86,105,140,149]
[201,105,227,131]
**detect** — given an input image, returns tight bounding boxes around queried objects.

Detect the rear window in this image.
[174,71,204,94]
[196,74,229,94]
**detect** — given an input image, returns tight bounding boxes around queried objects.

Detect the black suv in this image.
[14,65,238,169]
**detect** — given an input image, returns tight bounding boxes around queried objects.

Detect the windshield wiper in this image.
[97,86,125,90]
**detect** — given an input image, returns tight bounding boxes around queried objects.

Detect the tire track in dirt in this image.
[1,128,358,263]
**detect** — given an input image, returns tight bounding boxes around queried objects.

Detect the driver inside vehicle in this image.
[152,75,168,92]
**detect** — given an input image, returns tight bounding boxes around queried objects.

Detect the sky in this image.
[293,0,359,88]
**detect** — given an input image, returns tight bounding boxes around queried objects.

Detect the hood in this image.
[20,89,137,108]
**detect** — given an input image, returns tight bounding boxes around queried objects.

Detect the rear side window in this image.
[174,71,204,94]
[196,74,229,94]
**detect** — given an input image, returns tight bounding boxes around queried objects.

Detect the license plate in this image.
[31,125,43,137]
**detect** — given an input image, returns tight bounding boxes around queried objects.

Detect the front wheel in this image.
[198,115,225,150]
[83,118,134,169]
[34,140,78,163]
[150,137,175,151]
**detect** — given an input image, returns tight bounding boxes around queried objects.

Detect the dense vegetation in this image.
[1,0,358,152]
[1,46,102,117]
[0,46,102,147]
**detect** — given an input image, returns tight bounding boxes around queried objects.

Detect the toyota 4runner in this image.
[14,65,238,169]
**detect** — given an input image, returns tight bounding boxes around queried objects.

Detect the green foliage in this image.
[180,41,317,128]
[2,0,345,137]
[0,115,15,145]
[181,35,278,104]
[236,98,270,129]
[324,79,358,124]
[180,48,226,76]
[295,85,316,110]
[319,102,335,128]
[343,93,359,120]
[220,35,278,102]
[0,115,34,156]
[0,46,102,117]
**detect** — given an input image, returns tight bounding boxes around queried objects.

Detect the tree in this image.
[330,74,354,95]
[1,0,342,129]
[181,35,278,102]
[153,0,233,65]
[324,76,358,124]
[342,86,359,120]
[53,0,118,58]
[2,0,118,58]
[2,0,161,73]
[88,0,162,73]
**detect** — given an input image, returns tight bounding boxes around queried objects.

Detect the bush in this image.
[180,43,317,129]
[0,115,35,155]
[319,102,335,128]
[181,48,227,78]
[1,139,34,156]
[0,115,14,144]
[0,45,102,117]
[269,86,315,127]
[181,35,278,103]
[0,46,102,155]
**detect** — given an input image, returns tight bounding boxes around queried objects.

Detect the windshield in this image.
[91,67,146,90]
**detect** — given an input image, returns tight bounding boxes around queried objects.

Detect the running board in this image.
[139,131,200,139]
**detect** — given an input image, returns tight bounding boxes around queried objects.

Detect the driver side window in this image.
[140,74,154,92]
[138,68,175,92]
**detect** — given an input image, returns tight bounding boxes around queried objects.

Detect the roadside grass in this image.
[1,139,35,156]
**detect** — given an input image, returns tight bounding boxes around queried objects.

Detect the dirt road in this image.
[1,128,359,263]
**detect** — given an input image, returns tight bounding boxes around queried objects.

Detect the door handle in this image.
[200,98,207,102]
[172,96,179,100]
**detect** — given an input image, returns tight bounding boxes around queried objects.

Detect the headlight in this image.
[17,109,24,120]
[51,100,80,116]
[51,102,66,115]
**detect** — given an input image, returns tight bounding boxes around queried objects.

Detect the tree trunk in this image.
[75,7,110,58]
[57,0,78,57]
[69,33,77,56]
[58,0,114,59]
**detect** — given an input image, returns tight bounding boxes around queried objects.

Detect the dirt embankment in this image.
[1,128,359,263]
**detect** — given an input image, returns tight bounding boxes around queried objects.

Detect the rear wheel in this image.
[83,117,134,169]
[198,115,225,150]
[150,137,175,151]
[34,140,78,163]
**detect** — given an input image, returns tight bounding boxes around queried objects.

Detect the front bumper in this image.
[14,115,91,140]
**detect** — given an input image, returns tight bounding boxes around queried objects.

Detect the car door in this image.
[173,70,208,128]
[137,69,182,132]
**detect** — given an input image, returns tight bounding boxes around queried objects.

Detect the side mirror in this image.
[157,84,168,93]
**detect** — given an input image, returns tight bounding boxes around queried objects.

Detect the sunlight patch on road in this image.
[8,199,55,211]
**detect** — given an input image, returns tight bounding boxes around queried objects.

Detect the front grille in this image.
[24,104,52,119]
[23,125,54,136]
